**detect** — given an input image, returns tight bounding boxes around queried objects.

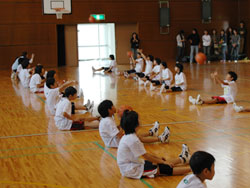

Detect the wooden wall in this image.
[0,0,241,69]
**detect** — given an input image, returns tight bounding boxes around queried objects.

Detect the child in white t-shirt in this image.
[54,86,99,130]
[139,58,161,87]
[29,65,45,93]
[92,55,117,73]
[150,61,173,91]
[177,151,215,188]
[117,110,191,179]
[19,59,33,88]
[136,49,153,79]
[97,100,171,148]
[189,71,237,105]
[46,78,77,115]
[123,53,144,78]
[160,63,187,93]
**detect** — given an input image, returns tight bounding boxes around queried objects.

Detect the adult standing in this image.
[238,21,247,54]
[211,29,219,57]
[231,29,240,63]
[176,30,185,63]
[227,27,233,61]
[130,32,140,59]
[202,30,211,63]
[187,28,200,63]
[219,30,227,63]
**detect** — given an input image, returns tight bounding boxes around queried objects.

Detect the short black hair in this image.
[120,110,139,135]
[98,100,113,118]
[148,55,154,62]
[155,58,161,65]
[109,55,115,60]
[18,58,25,65]
[190,151,215,175]
[137,52,141,56]
[46,77,56,88]
[21,59,30,69]
[161,61,168,68]
[35,65,43,75]
[175,63,183,73]
[22,51,27,57]
[228,71,238,81]
[63,86,77,98]
[46,70,56,79]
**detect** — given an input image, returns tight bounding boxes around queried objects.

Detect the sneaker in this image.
[150,83,156,91]
[84,99,91,109]
[92,66,96,72]
[195,94,203,105]
[208,61,211,64]
[234,60,238,63]
[149,121,160,136]
[138,78,144,86]
[233,103,244,112]
[159,126,170,143]
[144,80,149,87]
[124,72,129,78]
[179,144,190,164]
[189,96,196,105]
[160,84,166,93]
[133,76,138,81]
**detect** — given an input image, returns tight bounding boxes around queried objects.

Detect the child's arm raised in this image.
[59,80,78,93]
[137,49,147,61]
[213,72,229,85]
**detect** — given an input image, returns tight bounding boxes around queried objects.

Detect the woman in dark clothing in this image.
[130,32,140,59]
[227,27,233,61]
[176,30,185,63]
[219,30,227,63]
[187,28,200,63]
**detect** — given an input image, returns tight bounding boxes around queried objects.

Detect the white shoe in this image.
[124,72,129,78]
[150,83,156,91]
[233,103,244,112]
[138,78,144,86]
[208,61,211,64]
[92,66,96,72]
[160,84,166,93]
[149,121,160,136]
[195,94,203,105]
[144,80,149,87]
[85,99,91,109]
[159,126,170,143]
[234,60,238,63]
[179,144,190,164]
[189,96,196,105]
[133,76,138,81]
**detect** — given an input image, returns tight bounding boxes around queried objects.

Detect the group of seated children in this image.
[97,99,215,186]
[123,49,187,94]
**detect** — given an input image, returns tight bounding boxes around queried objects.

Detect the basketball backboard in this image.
[43,0,72,14]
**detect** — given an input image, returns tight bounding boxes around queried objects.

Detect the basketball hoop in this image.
[52,8,65,19]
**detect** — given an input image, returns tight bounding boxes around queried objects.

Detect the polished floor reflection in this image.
[1,61,250,187]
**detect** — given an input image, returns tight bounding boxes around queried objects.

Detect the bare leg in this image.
[93,67,104,72]
[202,98,218,104]
[84,120,99,129]
[241,108,250,112]
[172,166,191,175]
[139,136,160,143]
[165,158,183,166]
[75,103,87,110]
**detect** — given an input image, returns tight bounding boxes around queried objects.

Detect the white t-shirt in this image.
[152,65,161,80]
[29,74,42,93]
[54,97,72,130]
[117,133,146,179]
[110,60,117,72]
[220,80,237,103]
[47,88,61,115]
[99,117,120,148]
[161,68,173,86]
[175,72,187,91]
[135,58,144,73]
[12,57,21,71]
[17,64,23,73]
[144,60,153,75]
[44,83,50,98]
[19,69,31,88]
[202,35,211,47]
[177,174,207,188]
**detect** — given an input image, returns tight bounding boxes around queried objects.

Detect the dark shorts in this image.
[171,86,183,92]
[71,102,75,114]
[136,72,145,78]
[151,80,161,85]
[212,96,227,104]
[103,67,112,72]
[71,121,85,130]
[126,69,136,74]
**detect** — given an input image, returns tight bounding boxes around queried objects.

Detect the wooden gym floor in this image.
[1,61,250,188]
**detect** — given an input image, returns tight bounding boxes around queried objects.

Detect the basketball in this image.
[88,16,96,23]
[117,105,133,118]
[195,52,207,64]
[127,51,133,57]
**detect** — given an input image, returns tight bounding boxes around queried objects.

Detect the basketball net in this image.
[52,8,65,19]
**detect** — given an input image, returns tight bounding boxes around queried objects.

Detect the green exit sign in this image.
[91,14,105,20]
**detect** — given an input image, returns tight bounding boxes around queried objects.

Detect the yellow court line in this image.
[0,180,70,188]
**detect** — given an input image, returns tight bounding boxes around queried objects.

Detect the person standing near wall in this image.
[238,21,247,54]
[211,29,219,58]
[227,27,233,62]
[202,30,211,64]
[176,30,185,63]
[130,32,140,59]
[231,29,240,63]
[219,30,227,63]
[187,28,200,64]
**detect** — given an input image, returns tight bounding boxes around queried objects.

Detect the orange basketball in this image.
[117,105,133,118]
[127,51,133,57]
[195,52,207,64]
[88,16,96,23]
